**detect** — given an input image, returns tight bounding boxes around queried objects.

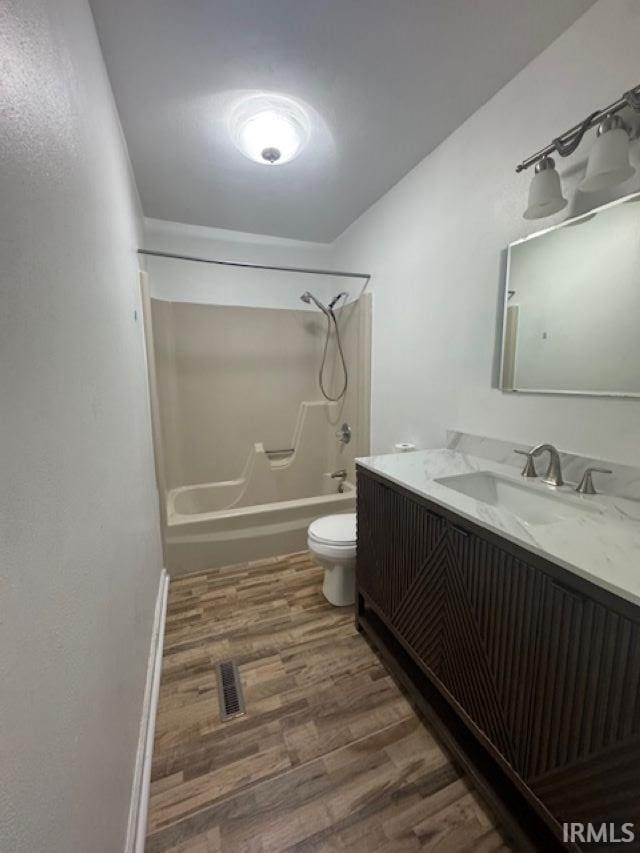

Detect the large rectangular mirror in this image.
[499,192,640,397]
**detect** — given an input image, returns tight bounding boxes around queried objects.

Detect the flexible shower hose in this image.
[318,307,348,402]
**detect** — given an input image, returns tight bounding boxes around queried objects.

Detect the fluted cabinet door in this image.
[390,522,458,678]
[357,471,543,774]
[356,471,446,626]
[526,576,640,830]
[438,528,545,776]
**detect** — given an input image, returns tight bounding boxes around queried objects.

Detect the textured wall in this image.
[0,1,163,851]
[333,0,640,465]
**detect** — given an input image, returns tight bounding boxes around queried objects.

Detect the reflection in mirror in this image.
[500,192,640,397]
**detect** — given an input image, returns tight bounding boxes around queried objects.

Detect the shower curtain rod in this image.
[137,249,371,282]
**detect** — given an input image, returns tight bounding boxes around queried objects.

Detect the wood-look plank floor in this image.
[146,551,514,852]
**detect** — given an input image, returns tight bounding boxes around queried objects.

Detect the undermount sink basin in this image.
[434,471,602,526]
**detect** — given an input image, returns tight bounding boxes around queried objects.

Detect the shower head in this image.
[300,291,330,315]
[328,292,348,310]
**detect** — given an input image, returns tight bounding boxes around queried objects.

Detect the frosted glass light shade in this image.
[523,157,567,220]
[580,118,635,193]
[238,110,304,164]
[229,93,310,166]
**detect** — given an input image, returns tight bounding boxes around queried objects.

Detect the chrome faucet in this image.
[530,444,564,487]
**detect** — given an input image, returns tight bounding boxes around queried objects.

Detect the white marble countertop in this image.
[356,448,640,609]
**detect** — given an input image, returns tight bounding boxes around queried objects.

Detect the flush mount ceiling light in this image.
[229,93,311,166]
[516,84,640,219]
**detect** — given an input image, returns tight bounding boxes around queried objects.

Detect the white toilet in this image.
[307,513,357,606]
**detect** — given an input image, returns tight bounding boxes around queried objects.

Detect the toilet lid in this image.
[308,513,357,545]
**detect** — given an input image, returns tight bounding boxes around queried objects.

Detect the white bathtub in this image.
[162,401,358,574]
[164,475,355,575]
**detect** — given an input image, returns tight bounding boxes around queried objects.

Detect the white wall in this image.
[143,217,367,308]
[143,217,335,268]
[333,0,640,466]
[0,2,163,852]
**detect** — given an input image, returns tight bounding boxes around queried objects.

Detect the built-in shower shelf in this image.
[264,448,295,460]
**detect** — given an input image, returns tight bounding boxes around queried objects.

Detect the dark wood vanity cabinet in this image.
[356,466,640,849]
[526,578,640,829]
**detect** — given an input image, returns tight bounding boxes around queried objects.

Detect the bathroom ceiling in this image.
[89,0,596,243]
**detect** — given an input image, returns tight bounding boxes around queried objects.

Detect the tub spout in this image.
[330,469,347,494]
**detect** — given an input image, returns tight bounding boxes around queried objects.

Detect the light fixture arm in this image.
[516,84,640,173]
[624,88,640,111]
[552,111,600,158]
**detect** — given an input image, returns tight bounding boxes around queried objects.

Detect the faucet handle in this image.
[335,423,351,445]
[514,449,537,478]
[575,467,612,495]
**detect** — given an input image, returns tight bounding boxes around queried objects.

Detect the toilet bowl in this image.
[307,513,357,606]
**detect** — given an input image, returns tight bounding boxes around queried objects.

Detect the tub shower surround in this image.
[149,295,370,491]
[142,287,371,574]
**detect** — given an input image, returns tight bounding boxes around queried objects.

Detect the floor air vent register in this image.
[215,660,246,721]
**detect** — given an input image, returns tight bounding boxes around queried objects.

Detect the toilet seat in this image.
[308,513,356,547]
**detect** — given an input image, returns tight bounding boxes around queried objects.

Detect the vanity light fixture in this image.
[579,115,635,193]
[229,93,311,166]
[516,84,640,219]
[523,157,567,220]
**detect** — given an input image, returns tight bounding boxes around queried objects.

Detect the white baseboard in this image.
[124,568,170,853]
